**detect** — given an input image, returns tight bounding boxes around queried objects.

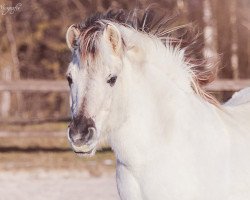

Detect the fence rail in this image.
[0,131,65,137]
[0,79,250,125]
[0,117,70,125]
[0,79,250,92]
[204,79,250,91]
[0,80,68,92]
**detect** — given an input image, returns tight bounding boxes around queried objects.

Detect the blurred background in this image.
[0,0,249,199]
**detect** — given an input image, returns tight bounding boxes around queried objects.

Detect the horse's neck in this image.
[109,61,221,167]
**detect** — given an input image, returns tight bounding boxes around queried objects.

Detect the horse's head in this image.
[66,20,126,156]
[65,9,219,156]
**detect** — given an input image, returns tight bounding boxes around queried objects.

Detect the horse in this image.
[65,9,250,200]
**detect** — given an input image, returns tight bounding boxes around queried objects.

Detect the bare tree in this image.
[237,0,250,78]
[210,0,233,79]
[5,15,23,117]
[5,16,20,79]
[187,0,205,59]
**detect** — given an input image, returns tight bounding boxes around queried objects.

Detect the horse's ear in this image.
[66,24,80,51]
[103,24,122,56]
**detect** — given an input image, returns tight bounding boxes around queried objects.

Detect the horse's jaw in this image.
[107,80,178,167]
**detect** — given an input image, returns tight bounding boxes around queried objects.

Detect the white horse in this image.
[65,9,250,200]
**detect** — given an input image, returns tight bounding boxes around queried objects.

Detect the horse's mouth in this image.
[73,148,95,157]
[68,136,97,157]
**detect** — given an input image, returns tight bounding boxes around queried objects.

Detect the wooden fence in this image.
[1,79,250,92]
[0,79,250,124]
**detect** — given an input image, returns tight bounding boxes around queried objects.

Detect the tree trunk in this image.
[0,67,11,118]
[210,0,233,78]
[187,0,205,59]
[237,0,250,78]
[5,15,23,117]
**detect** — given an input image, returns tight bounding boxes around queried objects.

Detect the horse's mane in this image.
[73,8,219,106]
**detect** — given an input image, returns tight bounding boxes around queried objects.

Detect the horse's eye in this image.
[67,75,73,86]
[107,76,117,87]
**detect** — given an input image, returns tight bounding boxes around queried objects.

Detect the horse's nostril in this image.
[80,127,95,141]
[68,128,74,141]
[86,127,95,141]
[89,127,95,134]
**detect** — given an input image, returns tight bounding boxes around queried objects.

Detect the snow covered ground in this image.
[0,170,118,200]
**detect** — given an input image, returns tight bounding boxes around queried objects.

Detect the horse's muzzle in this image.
[67,116,97,155]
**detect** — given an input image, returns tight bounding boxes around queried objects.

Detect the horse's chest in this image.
[138,163,201,200]
[116,158,198,200]
[116,161,143,200]
[116,158,230,200]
